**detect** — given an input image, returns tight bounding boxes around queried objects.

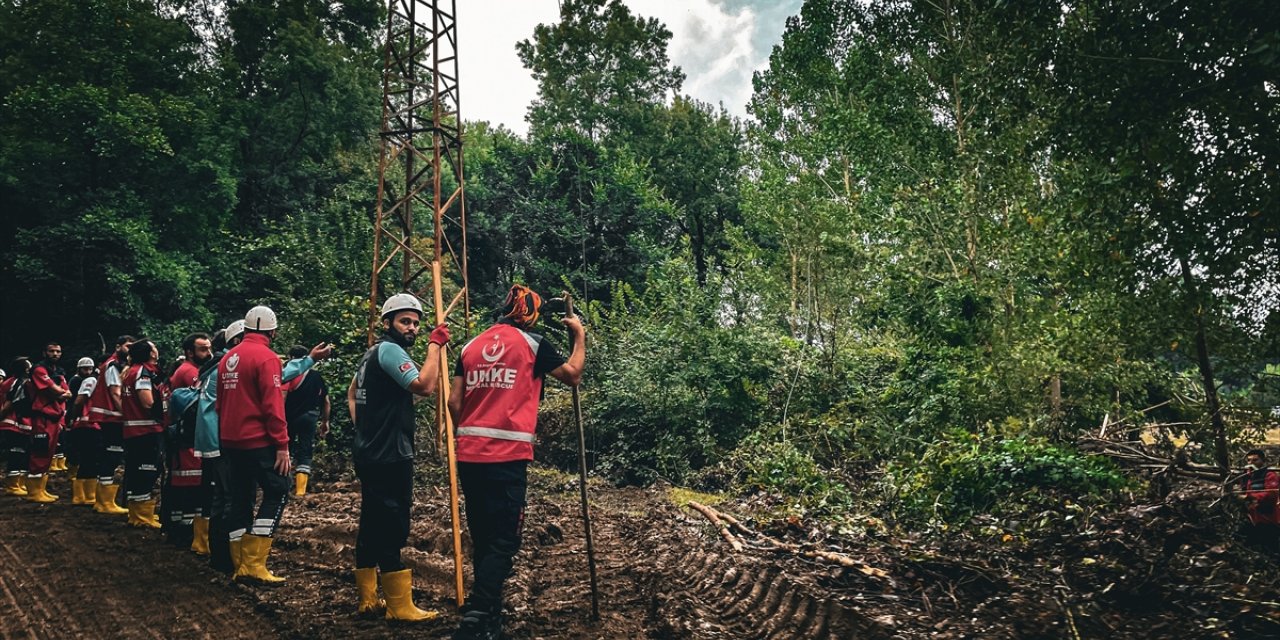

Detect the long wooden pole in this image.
[433,261,465,605]
[564,293,600,621]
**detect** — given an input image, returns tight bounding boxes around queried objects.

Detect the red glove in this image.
[429,324,450,346]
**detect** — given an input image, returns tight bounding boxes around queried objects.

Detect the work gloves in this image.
[429,324,450,346]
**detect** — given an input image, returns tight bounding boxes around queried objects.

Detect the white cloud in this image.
[455,0,798,135]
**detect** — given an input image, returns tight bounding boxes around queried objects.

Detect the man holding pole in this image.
[448,284,585,640]
[347,293,450,621]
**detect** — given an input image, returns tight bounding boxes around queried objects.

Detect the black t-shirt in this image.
[284,369,326,422]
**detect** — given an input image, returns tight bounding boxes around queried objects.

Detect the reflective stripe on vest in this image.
[123,420,160,427]
[456,426,536,443]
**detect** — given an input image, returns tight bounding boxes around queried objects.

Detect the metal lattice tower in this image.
[369,0,470,342]
[368,0,470,605]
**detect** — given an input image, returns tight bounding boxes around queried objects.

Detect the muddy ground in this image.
[3,466,1280,639]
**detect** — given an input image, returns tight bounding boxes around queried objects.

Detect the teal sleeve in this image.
[377,342,418,391]
[282,356,315,383]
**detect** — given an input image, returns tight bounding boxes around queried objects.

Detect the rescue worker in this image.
[217,306,292,583]
[282,345,330,497]
[448,285,585,640]
[121,339,164,527]
[86,336,133,515]
[25,342,72,503]
[62,357,95,478]
[164,333,211,547]
[1239,449,1280,551]
[67,358,102,505]
[0,358,33,496]
[346,293,449,621]
[197,323,330,573]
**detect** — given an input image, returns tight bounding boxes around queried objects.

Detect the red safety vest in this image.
[0,377,30,433]
[121,364,162,439]
[455,323,545,463]
[86,356,124,424]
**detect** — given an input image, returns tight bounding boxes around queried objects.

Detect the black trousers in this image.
[124,432,162,502]
[287,410,319,474]
[354,459,414,572]
[67,429,103,479]
[202,456,234,573]
[224,446,289,539]
[458,460,528,613]
[98,422,125,484]
[2,430,29,477]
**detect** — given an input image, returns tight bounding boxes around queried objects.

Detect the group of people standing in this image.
[0,282,584,640]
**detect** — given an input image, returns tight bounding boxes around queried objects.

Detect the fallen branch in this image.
[687,501,743,552]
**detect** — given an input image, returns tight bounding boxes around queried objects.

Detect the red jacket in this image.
[170,361,200,389]
[217,333,288,452]
[0,377,29,433]
[28,362,67,418]
[86,356,124,424]
[1242,469,1280,526]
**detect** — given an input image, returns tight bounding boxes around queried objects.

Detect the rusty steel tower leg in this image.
[369,0,470,607]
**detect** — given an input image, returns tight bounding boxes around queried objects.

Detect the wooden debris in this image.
[687,500,743,552]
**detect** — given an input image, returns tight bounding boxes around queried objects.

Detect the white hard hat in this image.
[245,305,278,331]
[381,293,423,319]
[77,357,94,368]
[225,319,246,342]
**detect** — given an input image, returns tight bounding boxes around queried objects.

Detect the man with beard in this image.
[346,293,449,621]
[196,322,330,573]
[24,342,72,503]
[163,333,211,547]
[86,335,134,515]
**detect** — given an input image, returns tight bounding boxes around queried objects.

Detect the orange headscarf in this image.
[501,284,542,328]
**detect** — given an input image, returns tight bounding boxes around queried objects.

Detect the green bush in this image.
[722,433,853,515]
[887,430,1130,521]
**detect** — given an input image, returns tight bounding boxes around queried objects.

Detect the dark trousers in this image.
[2,430,30,477]
[224,446,289,540]
[458,460,528,613]
[287,410,319,474]
[26,414,60,475]
[98,422,125,485]
[124,432,162,501]
[68,429,102,479]
[202,456,234,573]
[354,459,414,572]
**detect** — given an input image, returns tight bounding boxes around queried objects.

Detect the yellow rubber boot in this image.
[294,472,309,497]
[4,475,28,496]
[355,567,386,615]
[49,456,64,473]
[95,484,129,514]
[24,475,57,503]
[191,517,210,555]
[229,537,244,573]
[128,499,163,528]
[71,478,87,504]
[82,478,98,504]
[234,534,285,584]
[381,569,438,622]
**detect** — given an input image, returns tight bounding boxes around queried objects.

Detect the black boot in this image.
[452,608,502,640]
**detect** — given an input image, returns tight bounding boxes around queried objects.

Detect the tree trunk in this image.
[1178,255,1229,472]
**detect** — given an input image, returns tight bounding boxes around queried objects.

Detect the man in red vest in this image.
[86,336,133,514]
[25,342,72,503]
[448,284,584,640]
[120,339,164,527]
[1239,448,1280,551]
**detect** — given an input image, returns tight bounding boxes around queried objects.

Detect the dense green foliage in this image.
[3,0,1278,523]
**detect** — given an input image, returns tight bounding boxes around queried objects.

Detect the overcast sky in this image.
[455,0,804,135]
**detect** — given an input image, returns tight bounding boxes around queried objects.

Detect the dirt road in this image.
[0,470,873,639]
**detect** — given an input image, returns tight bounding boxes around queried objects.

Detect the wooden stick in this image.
[442,286,467,320]
[433,260,465,606]
[688,501,743,552]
